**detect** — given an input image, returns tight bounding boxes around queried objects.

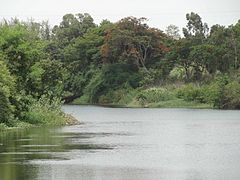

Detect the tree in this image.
[52,13,96,44]
[62,24,108,97]
[63,26,105,72]
[168,38,192,81]
[40,21,51,40]
[0,60,15,124]
[189,44,217,79]
[0,21,47,90]
[27,59,67,97]
[0,88,13,124]
[165,24,181,40]
[229,21,240,69]
[101,17,167,71]
[208,23,240,72]
[183,12,209,40]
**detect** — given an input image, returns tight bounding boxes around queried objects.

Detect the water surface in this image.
[1,106,240,180]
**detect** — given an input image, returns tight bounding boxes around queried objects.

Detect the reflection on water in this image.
[1,106,240,180]
[0,127,113,180]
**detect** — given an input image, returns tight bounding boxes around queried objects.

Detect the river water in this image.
[0,105,240,180]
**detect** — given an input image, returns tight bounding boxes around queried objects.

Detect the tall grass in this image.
[141,88,175,103]
[25,95,66,126]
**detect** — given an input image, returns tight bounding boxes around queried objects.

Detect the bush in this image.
[187,75,240,109]
[138,87,175,103]
[177,84,205,102]
[118,88,139,105]
[0,88,13,124]
[98,90,121,104]
[222,81,240,109]
[0,123,8,131]
[207,75,230,109]
[25,95,66,126]
[82,63,141,103]
[98,84,135,104]
[82,70,104,103]
[139,68,163,87]
[169,67,187,81]
[0,60,15,125]
[9,91,33,121]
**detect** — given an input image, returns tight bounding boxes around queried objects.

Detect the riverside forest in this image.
[0,12,240,129]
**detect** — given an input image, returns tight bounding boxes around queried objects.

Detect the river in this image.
[0,105,240,180]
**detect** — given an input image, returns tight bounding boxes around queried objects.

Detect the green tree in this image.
[165,24,181,40]
[208,22,240,72]
[168,38,192,81]
[189,44,217,79]
[183,12,209,41]
[27,59,67,97]
[0,60,15,124]
[52,13,96,44]
[0,21,47,91]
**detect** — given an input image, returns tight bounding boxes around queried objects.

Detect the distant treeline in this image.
[1,12,240,126]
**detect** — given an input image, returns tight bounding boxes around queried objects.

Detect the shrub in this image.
[10,91,33,121]
[98,84,136,104]
[82,63,141,103]
[169,67,186,81]
[209,75,230,109]
[176,84,205,102]
[0,60,15,125]
[136,93,148,107]
[25,95,66,126]
[82,70,104,103]
[0,88,13,124]
[222,81,240,109]
[196,75,240,109]
[118,88,139,105]
[139,87,175,103]
[0,123,8,131]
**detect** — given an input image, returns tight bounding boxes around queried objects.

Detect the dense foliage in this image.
[0,12,240,127]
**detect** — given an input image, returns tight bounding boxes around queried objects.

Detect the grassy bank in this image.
[72,97,212,109]
[72,75,240,110]
[0,114,79,132]
[0,95,79,132]
[126,99,212,109]
[72,85,213,109]
[0,115,79,132]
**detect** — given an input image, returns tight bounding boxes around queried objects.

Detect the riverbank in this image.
[71,100,212,109]
[0,112,80,132]
[71,76,240,110]
[0,94,80,132]
[64,113,81,125]
[71,85,214,109]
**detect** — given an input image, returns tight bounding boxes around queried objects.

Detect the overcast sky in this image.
[1,0,240,32]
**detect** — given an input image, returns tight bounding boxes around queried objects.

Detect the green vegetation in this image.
[0,61,15,125]
[25,95,66,126]
[68,13,240,109]
[72,73,240,109]
[0,12,240,129]
[0,20,71,130]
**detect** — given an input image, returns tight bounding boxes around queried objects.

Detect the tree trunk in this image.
[231,31,238,69]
